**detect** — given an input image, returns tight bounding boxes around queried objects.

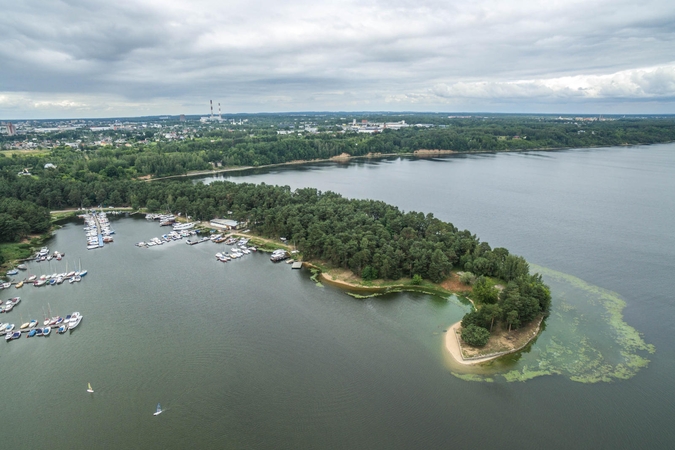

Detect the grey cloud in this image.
[1,0,674,117]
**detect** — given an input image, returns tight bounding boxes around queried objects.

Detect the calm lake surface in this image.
[3,144,674,448]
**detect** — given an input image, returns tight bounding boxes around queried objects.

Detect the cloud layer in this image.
[1,0,674,117]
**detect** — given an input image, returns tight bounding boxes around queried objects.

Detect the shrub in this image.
[461,324,491,347]
[459,271,475,285]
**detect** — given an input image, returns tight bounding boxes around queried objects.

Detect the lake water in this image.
[3,144,674,448]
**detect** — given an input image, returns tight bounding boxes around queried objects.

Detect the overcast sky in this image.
[1,0,674,119]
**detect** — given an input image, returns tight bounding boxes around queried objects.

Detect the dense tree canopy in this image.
[0,197,51,243]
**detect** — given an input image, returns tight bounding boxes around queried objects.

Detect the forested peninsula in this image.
[0,166,550,351]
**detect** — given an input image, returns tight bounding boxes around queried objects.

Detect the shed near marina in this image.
[210,218,240,230]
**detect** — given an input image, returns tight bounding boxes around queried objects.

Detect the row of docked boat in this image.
[83,211,115,249]
[1,312,83,341]
[145,213,175,225]
[29,270,86,287]
[136,229,198,247]
[30,247,65,263]
[7,267,88,289]
[186,236,210,245]
[215,238,257,262]
[83,213,102,249]
[0,297,20,313]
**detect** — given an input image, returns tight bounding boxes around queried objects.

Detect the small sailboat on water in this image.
[87,383,94,393]
[153,403,163,416]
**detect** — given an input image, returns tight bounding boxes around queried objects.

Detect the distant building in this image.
[210,218,240,230]
[44,163,57,169]
[6,122,16,136]
[179,114,186,122]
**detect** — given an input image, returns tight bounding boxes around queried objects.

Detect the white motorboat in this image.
[69,312,83,329]
[172,222,195,231]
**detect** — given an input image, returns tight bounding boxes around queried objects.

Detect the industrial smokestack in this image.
[218,103,222,119]
[210,100,213,118]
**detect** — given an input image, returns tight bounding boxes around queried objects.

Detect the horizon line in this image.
[3,111,675,122]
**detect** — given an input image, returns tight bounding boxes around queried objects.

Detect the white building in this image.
[210,218,240,230]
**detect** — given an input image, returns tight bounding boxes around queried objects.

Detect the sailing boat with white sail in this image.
[153,403,163,416]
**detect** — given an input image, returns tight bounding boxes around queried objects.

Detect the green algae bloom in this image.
[458,265,654,383]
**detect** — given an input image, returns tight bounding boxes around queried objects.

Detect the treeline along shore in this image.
[3,115,675,180]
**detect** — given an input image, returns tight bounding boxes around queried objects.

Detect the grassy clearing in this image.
[0,149,51,157]
[0,242,35,271]
[51,211,78,222]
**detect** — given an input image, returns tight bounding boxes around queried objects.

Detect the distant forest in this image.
[2,117,675,178]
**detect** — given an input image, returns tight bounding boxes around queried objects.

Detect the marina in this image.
[81,211,115,249]
[134,228,259,262]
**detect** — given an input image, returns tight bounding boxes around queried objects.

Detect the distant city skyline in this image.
[1,0,674,119]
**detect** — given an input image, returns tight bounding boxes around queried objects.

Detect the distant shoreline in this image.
[146,142,668,182]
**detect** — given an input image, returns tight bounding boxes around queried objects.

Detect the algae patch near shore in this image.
[453,265,655,383]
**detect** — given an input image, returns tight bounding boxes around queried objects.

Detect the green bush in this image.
[459,271,475,285]
[461,324,491,347]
